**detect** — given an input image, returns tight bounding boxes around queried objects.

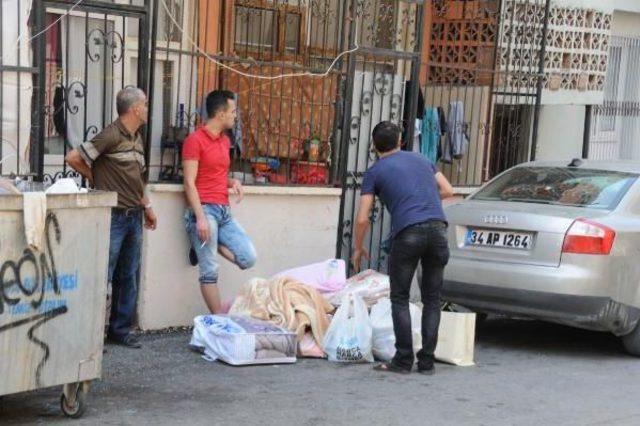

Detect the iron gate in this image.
[336,0,551,273]
[336,0,425,274]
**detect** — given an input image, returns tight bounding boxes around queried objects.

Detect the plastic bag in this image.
[323,294,374,363]
[298,332,326,358]
[44,178,87,194]
[327,270,390,307]
[274,259,347,294]
[190,315,297,366]
[370,298,422,362]
[435,311,476,366]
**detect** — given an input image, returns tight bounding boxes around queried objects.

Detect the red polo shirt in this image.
[182,127,230,205]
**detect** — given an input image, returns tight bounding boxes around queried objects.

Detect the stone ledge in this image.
[148,183,342,197]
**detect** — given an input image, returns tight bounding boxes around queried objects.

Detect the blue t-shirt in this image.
[361,151,446,238]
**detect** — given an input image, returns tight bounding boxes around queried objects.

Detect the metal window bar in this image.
[588,35,640,162]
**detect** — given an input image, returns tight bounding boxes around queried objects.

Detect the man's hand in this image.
[196,216,211,244]
[230,179,244,204]
[144,207,158,230]
[351,247,370,273]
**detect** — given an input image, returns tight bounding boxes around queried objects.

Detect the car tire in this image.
[622,322,640,356]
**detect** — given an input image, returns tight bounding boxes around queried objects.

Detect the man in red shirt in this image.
[183,90,256,313]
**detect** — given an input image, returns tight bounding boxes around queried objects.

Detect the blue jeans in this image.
[107,209,143,339]
[185,204,257,284]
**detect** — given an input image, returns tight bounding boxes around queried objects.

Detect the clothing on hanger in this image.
[401,80,425,150]
[421,107,440,164]
[442,101,469,163]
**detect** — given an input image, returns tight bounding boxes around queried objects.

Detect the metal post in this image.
[335,0,359,260]
[405,2,425,149]
[31,0,47,180]
[582,105,592,159]
[142,0,158,181]
[529,0,552,161]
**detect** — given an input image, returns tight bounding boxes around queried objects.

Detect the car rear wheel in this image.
[621,322,640,356]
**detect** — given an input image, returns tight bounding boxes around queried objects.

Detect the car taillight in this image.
[562,219,615,255]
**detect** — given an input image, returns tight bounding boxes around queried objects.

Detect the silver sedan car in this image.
[442,160,640,356]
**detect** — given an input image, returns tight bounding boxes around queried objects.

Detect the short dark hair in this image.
[372,121,401,153]
[205,90,235,119]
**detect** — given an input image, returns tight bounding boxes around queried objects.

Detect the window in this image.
[235,6,277,50]
[129,0,183,43]
[598,46,622,132]
[234,3,303,57]
[473,167,637,210]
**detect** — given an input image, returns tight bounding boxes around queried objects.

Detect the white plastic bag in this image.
[323,294,374,363]
[190,315,297,366]
[327,269,390,307]
[274,259,347,294]
[45,178,87,194]
[370,298,422,362]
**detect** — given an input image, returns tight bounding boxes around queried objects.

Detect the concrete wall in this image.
[615,0,640,14]
[612,11,640,37]
[137,184,342,330]
[535,105,586,161]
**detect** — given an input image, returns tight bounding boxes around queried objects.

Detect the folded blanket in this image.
[230,277,335,348]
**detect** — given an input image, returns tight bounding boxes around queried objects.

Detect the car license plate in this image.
[465,229,534,250]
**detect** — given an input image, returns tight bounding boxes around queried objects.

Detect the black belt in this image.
[410,219,447,229]
[112,207,143,217]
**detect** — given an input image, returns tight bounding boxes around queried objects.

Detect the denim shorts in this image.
[184,204,257,284]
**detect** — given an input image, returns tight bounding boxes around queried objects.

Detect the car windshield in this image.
[472,167,638,210]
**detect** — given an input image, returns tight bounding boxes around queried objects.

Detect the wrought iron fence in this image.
[336,0,552,274]
[0,0,148,183]
[1,0,559,273]
[148,0,351,185]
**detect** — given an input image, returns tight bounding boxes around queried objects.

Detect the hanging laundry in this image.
[401,80,425,150]
[438,107,447,136]
[442,101,470,163]
[421,107,440,164]
[412,119,422,153]
[437,107,446,162]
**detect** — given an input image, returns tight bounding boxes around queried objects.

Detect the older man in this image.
[66,87,157,349]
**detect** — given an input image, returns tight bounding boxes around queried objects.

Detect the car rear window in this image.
[472,167,638,210]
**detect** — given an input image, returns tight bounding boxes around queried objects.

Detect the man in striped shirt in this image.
[66,87,157,349]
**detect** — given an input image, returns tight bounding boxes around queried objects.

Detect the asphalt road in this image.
[2,317,639,426]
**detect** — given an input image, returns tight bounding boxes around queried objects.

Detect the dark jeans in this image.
[107,209,143,339]
[389,221,450,370]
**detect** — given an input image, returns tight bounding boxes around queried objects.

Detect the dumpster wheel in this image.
[61,382,88,419]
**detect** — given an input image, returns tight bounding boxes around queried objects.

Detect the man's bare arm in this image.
[65,149,93,185]
[435,172,454,199]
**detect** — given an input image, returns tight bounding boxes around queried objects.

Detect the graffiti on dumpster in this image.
[0,212,74,386]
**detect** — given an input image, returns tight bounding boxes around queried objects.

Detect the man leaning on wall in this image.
[66,87,158,349]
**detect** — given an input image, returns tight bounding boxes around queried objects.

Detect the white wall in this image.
[138,184,342,330]
[612,11,640,37]
[535,105,586,161]
[615,0,640,14]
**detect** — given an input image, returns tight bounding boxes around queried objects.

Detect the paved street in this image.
[2,318,639,426]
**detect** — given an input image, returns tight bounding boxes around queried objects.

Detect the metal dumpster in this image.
[0,191,117,418]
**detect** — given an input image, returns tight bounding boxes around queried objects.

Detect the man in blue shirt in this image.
[352,121,454,374]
